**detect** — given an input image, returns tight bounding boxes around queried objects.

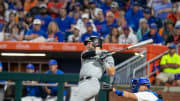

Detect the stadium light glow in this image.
[1,53,46,56]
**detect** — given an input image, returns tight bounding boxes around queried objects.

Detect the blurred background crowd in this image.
[0,0,179,45]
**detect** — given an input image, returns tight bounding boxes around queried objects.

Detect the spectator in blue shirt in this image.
[142,23,163,44]
[125,1,144,32]
[25,19,47,41]
[44,59,66,101]
[143,7,163,29]
[100,11,118,38]
[154,0,172,20]
[94,10,106,32]
[100,0,113,14]
[54,8,74,33]
[22,64,42,101]
[81,22,100,42]
[46,21,64,42]
[35,4,52,32]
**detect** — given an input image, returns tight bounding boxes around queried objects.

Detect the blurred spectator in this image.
[147,0,165,8]
[80,22,100,42]
[68,25,80,42]
[104,27,119,43]
[82,0,90,9]
[155,44,180,85]
[16,8,25,23]
[100,0,113,14]
[47,21,64,42]
[35,4,52,32]
[159,19,175,42]
[110,1,120,19]
[94,10,106,32]
[44,59,66,101]
[100,11,118,38]
[0,3,6,24]
[136,18,149,41]
[125,1,144,32]
[0,0,8,9]
[143,7,162,29]
[48,0,64,18]
[66,0,78,13]
[76,13,97,35]
[22,13,34,33]
[54,8,74,33]
[24,0,38,12]
[142,23,163,44]
[174,74,180,86]
[154,0,172,21]
[116,8,127,29]
[3,12,16,33]
[14,0,24,11]
[4,24,24,41]
[89,0,102,20]
[167,2,180,24]
[118,25,138,44]
[166,24,180,45]
[22,64,43,101]
[25,19,47,41]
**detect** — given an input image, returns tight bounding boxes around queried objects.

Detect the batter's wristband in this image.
[115,90,124,96]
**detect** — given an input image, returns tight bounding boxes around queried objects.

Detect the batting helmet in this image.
[130,78,151,93]
[84,36,103,48]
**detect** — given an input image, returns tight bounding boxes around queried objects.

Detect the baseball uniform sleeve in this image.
[135,92,158,101]
[102,55,115,69]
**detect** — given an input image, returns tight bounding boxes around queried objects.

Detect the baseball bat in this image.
[111,39,153,55]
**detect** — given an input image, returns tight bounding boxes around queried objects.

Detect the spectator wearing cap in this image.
[155,44,180,85]
[44,59,66,101]
[159,19,175,41]
[54,8,74,33]
[118,25,138,44]
[22,13,34,34]
[68,25,80,42]
[142,23,163,44]
[166,24,180,45]
[100,0,113,14]
[174,73,180,86]
[125,1,144,32]
[80,22,100,42]
[136,18,149,41]
[154,0,172,20]
[76,13,97,35]
[89,0,102,20]
[4,24,24,41]
[25,19,47,41]
[104,27,119,43]
[35,4,52,32]
[47,0,64,18]
[94,10,106,32]
[167,2,180,24]
[110,1,120,19]
[143,7,163,29]
[100,11,118,38]
[22,64,43,101]
[46,21,64,42]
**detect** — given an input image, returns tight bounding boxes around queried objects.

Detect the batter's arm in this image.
[102,55,115,76]
[106,66,115,76]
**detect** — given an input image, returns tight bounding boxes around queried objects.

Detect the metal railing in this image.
[111,50,147,84]
[133,43,180,78]
[0,72,110,101]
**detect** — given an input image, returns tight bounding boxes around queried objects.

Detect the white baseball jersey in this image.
[135,91,158,101]
[70,50,114,101]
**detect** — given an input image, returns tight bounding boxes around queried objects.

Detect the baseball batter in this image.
[70,36,115,101]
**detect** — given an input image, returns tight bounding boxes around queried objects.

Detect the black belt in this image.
[80,76,92,81]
